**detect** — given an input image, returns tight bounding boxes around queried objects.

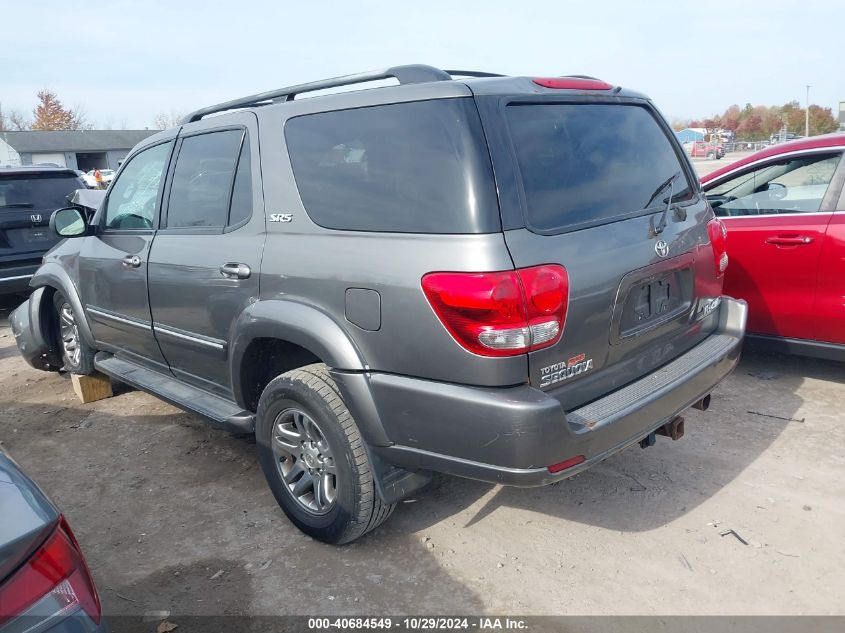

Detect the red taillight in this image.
[533,77,612,90]
[421,265,569,357]
[0,517,101,625]
[548,454,586,473]
[707,218,729,276]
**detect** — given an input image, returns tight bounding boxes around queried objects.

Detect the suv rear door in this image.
[147,113,263,398]
[477,95,719,410]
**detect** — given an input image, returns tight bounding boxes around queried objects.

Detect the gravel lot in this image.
[1,152,842,618]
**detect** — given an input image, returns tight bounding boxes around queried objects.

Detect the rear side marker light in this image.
[707,218,729,276]
[533,78,613,90]
[421,265,569,357]
[548,455,586,473]
[0,516,102,626]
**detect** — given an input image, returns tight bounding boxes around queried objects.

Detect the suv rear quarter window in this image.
[506,103,693,232]
[284,98,499,233]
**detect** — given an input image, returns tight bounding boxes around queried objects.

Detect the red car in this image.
[701,132,845,361]
[689,141,724,159]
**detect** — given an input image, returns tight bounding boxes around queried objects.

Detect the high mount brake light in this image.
[707,218,729,276]
[421,265,569,357]
[0,516,102,626]
[533,78,613,90]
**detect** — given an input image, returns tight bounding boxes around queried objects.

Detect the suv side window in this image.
[707,153,841,217]
[285,98,498,233]
[104,142,173,230]
[166,130,244,229]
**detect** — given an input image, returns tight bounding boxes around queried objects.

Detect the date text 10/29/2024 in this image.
[308,617,529,631]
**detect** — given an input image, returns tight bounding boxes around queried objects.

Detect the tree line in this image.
[672,102,840,140]
[1,90,183,131]
[0,90,91,131]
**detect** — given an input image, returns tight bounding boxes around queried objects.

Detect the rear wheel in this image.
[255,363,394,544]
[52,292,94,375]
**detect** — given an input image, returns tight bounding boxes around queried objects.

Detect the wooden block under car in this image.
[70,372,113,403]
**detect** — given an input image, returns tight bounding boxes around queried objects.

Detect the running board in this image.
[94,353,255,433]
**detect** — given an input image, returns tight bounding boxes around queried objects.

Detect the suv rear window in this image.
[0,172,85,212]
[506,103,692,232]
[285,98,499,233]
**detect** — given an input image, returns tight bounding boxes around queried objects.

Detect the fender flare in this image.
[230,299,365,406]
[30,263,96,348]
[228,301,428,501]
[230,299,366,377]
[229,300,396,447]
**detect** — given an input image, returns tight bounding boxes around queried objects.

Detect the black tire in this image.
[255,363,394,544]
[52,291,95,375]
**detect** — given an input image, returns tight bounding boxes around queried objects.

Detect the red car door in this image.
[705,150,843,340]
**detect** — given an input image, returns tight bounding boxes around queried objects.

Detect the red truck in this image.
[688,141,724,159]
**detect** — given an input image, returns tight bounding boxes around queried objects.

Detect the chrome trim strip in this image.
[154,324,225,350]
[0,274,34,282]
[720,211,834,220]
[86,306,152,330]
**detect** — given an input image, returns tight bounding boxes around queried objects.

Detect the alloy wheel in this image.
[271,408,338,514]
[59,303,81,368]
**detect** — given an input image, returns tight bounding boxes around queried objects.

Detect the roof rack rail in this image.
[444,70,504,78]
[182,64,453,123]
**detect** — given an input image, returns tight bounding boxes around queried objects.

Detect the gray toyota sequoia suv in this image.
[11,66,747,543]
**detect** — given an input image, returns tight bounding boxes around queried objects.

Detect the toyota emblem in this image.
[654,240,669,258]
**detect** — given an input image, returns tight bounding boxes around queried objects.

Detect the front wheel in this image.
[255,363,394,544]
[52,291,94,375]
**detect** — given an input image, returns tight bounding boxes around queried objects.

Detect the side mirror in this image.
[764,182,788,200]
[49,207,88,238]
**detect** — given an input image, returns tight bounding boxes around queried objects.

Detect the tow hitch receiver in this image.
[640,416,685,448]
[657,415,685,441]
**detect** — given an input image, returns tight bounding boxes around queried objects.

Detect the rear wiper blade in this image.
[647,171,681,236]
[644,171,681,211]
[0,203,34,208]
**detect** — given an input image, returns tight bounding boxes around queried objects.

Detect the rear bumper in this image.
[348,297,746,487]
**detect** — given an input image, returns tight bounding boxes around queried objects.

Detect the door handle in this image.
[220,263,251,279]
[765,235,813,246]
[122,255,141,268]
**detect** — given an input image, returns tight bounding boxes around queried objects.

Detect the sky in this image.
[3,0,842,130]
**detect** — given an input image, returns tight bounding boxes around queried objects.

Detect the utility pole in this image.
[806,85,811,137]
